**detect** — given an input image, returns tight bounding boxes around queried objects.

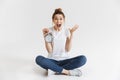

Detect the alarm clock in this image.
[45,33,53,43]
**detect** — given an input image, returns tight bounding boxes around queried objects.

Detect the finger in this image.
[73,25,79,31]
[74,25,79,29]
[43,28,49,33]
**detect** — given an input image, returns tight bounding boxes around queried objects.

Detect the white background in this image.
[0,0,120,80]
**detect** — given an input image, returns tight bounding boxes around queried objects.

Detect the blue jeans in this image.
[35,55,87,73]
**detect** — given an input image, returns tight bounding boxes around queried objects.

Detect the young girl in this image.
[35,8,87,77]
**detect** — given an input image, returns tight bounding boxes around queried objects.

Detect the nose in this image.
[57,20,60,24]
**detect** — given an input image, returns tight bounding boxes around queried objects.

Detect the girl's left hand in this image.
[69,24,79,34]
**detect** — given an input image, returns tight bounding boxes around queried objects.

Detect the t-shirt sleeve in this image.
[65,28,70,37]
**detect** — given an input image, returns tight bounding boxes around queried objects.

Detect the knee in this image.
[77,55,87,66]
[35,55,45,65]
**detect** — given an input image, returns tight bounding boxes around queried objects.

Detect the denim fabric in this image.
[35,55,87,73]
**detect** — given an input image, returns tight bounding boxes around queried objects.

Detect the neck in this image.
[54,26,62,31]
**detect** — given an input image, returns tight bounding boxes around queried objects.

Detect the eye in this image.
[54,18,58,20]
[60,18,63,20]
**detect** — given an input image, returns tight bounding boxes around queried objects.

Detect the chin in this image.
[57,26,61,28]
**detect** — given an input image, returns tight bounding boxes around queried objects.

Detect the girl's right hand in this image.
[42,28,49,37]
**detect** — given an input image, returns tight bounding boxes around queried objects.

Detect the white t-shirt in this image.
[48,26,70,61]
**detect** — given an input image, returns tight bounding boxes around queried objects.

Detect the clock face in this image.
[45,33,53,43]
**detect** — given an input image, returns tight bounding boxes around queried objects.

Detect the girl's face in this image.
[52,14,65,30]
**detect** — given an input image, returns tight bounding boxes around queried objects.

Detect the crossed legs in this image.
[35,55,87,75]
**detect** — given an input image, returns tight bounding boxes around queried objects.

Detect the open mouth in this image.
[57,24,62,27]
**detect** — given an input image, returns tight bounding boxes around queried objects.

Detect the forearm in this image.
[44,39,53,54]
[42,28,53,53]
[65,33,73,52]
